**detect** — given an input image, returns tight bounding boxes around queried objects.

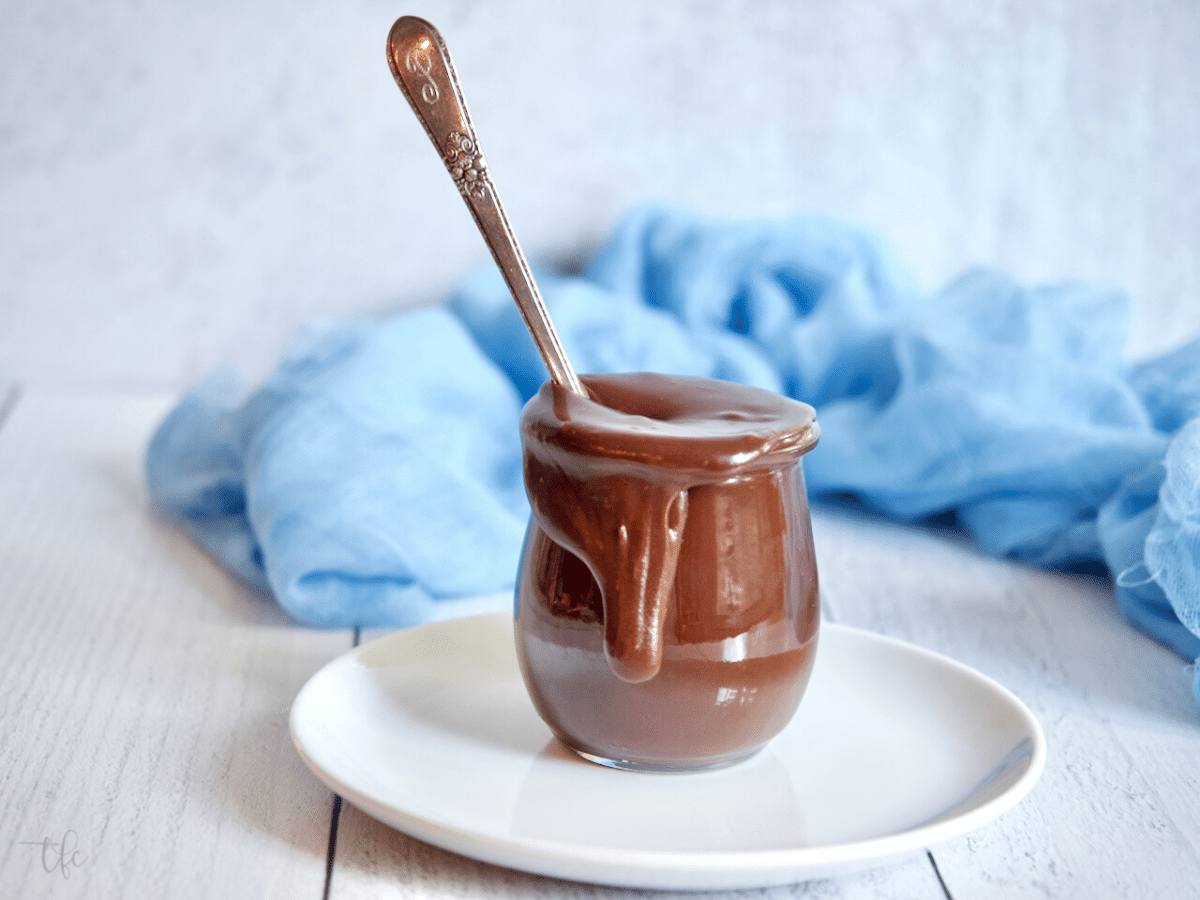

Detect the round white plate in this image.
[290,612,1044,891]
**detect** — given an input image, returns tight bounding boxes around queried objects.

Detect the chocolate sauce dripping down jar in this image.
[516,372,821,772]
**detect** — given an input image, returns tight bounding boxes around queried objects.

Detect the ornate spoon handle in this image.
[386,16,586,397]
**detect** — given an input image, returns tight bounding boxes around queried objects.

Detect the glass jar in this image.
[515,373,820,772]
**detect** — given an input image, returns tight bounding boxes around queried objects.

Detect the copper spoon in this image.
[386,16,587,397]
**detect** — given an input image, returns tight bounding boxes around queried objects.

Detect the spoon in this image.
[386,16,587,397]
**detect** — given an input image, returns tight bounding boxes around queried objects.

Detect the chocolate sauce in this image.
[515,373,821,770]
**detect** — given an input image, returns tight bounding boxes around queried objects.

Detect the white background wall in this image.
[3,0,1198,389]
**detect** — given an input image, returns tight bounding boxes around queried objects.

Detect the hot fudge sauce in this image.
[516,373,821,771]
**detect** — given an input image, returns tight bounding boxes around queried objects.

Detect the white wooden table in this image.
[3,382,1198,899]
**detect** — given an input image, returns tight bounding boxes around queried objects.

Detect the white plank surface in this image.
[0,389,351,899]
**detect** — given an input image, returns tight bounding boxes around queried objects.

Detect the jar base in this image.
[568,743,765,774]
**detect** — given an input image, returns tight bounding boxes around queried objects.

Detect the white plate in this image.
[290,612,1044,891]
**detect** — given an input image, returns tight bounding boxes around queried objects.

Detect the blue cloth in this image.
[146,207,1200,703]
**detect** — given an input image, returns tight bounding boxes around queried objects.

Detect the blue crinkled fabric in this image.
[146,207,1200,704]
